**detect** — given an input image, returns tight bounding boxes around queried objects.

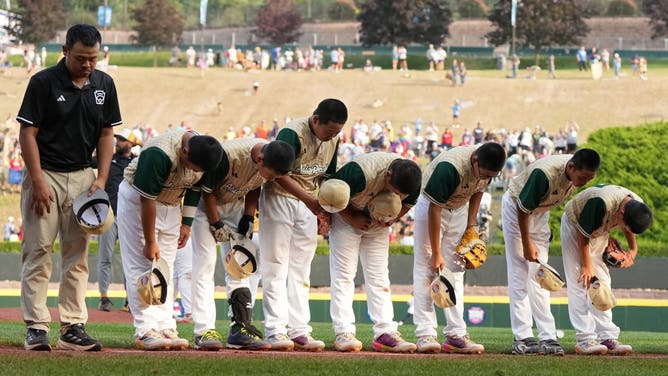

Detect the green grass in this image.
[0,321,666,375]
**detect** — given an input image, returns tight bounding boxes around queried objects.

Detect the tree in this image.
[606,0,637,16]
[357,0,452,46]
[131,0,184,66]
[458,0,488,19]
[643,0,668,39]
[487,0,590,64]
[5,0,66,46]
[255,0,303,45]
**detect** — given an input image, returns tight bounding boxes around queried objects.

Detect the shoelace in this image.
[162,328,180,338]
[240,326,261,340]
[338,333,356,341]
[202,330,223,341]
[68,324,91,340]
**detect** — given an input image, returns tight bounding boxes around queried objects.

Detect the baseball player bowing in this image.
[412,143,506,354]
[326,152,422,353]
[117,129,223,350]
[186,138,294,351]
[561,184,652,355]
[502,149,600,356]
[260,98,347,351]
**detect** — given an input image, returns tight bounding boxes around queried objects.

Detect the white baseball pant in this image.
[328,213,397,338]
[560,214,620,343]
[117,180,179,337]
[190,200,243,335]
[259,189,316,338]
[412,194,469,338]
[501,191,557,341]
[173,238,193,315]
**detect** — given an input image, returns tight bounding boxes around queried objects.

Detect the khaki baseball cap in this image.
[588,277,616,311]
[535,261,565,292]
[136,258,170,306]
[318,179,350,213]
[368,190,401,223]
[430,271,456,308]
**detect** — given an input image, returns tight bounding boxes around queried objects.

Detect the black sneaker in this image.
[25,328,51,351]
[56,324,102,351]
[98,297,113,312]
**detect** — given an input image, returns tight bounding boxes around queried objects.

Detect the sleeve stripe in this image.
[575,222,592,239]
[516,199,532,214]
[16,116,34,125]
[130,184,158,200]
[110,120,123,126]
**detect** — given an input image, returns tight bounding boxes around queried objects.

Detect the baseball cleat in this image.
[161,328,188,350]
[267,333,294,351]
[372,332,416,353]
[442,334,484,354]
[334,332,363,352]
[226,324,271,350]
[56,324,102,351]
[135,329,171,351]
[25,328,51,351]
[416,336,441,354]
[512,337,540,355]
[194,329,224,351]
[575,339,608,355]
[292,334,325,352]
[600,339,632,355]
[539,339,565,356]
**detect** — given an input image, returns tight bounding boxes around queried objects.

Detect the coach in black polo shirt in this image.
[17,24,121,352]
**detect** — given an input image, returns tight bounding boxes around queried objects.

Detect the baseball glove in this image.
[456,227,487,269]
[602,237,629,268]
[209,220,232,242]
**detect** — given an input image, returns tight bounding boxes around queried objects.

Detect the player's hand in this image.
[30,179,55,216]
[88,179,106,196]
[178,225,191,249]
[578,264,595,288]
[304,196,324,216]
[348,212,371,231]
[143,241,160,261]
[430,253,445,273]
[522,242,539,262]
[620,255,634,268]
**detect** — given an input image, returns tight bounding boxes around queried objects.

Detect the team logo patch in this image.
[94,90,106,105]
[467,306,486,325]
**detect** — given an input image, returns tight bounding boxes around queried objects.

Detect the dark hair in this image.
[475,142,506,172]
[187,135,223,172]
[570,148,600,171]
[65,24,102,49]
[623,200,653,234]
[262,140,295,175]
[313,98,348,125]
[389,159,422,196]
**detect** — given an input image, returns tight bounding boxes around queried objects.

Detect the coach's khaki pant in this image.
[21,168,94,332]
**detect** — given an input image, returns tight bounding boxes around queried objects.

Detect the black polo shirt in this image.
[16,59,122,172]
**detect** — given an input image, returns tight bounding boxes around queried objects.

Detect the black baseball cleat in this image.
[25,328,51,351]
[56,324,102,351]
